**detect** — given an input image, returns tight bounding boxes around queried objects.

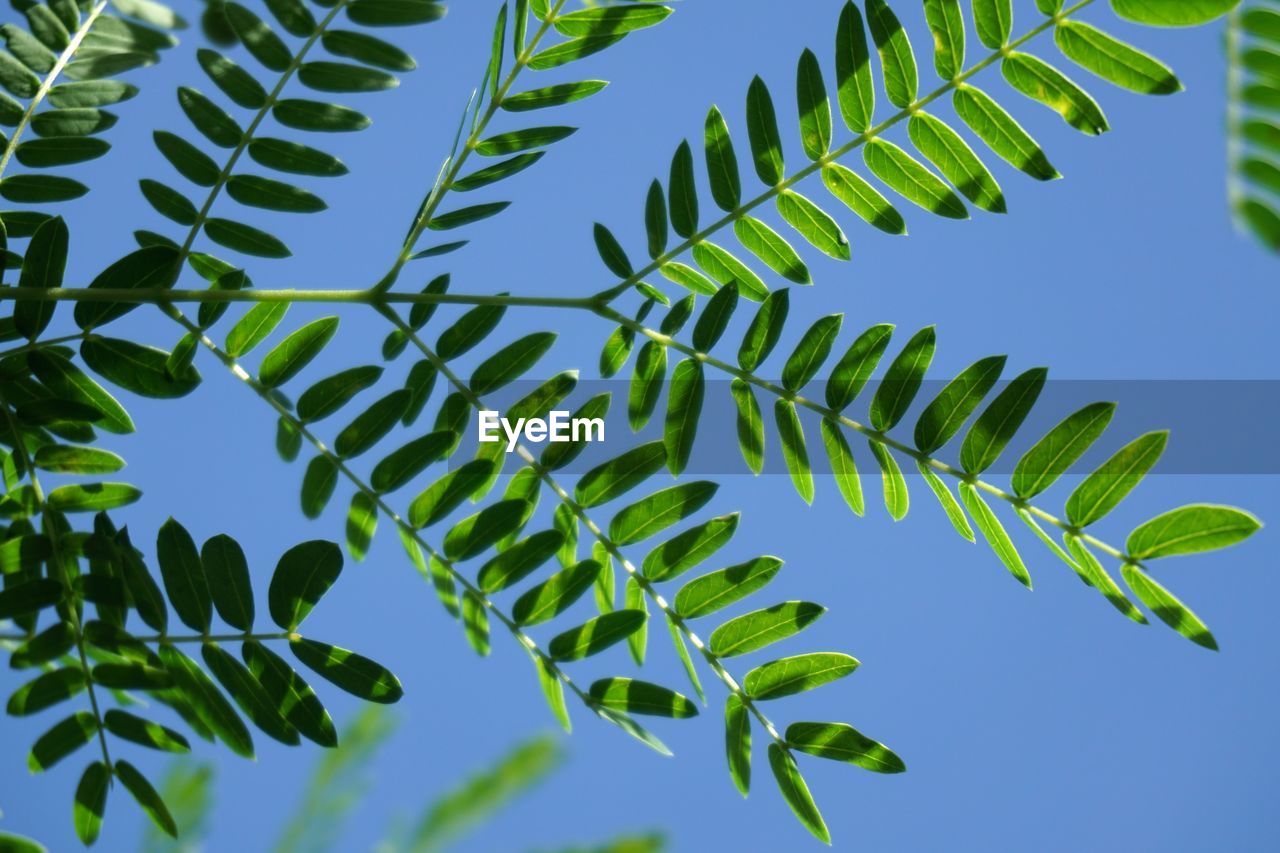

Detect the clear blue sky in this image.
[2,0,1278,850]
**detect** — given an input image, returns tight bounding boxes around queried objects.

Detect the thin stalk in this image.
[174,0,351,262]
[596,303,1134,565]
[0,330,92,360]
[375,0,571,291]
[0,287,597,309]
[594,0,1096,304]
[1226,4,1246,220]
[0,0,109,178]
[378,303,792,748]
[128,631,295,645]
[0,386,113,771]
[158,305,601,717]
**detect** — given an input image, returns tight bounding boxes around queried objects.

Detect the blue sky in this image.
[2,0,1278,850]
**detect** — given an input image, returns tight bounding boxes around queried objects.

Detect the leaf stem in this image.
[0,0,109,180]
[0,385,113,772]
[127,631,295,645]
[174,0,352,264]
[0,286,597,309]
[594,303,1133,566]
[156,304,602,721]
[374,0,572,292]
[592,0,1097,304]
[376,302,793,751]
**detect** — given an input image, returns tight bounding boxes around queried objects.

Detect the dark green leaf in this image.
[290,637,403,703]
[269,539,342,631]
[157,517,211,633]
[768,744,830,844]
[787,721,905,773]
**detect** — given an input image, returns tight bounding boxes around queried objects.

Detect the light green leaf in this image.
[916,461,975,542]
[1126,505,1262,560]
[796,48,832,160]
[692,241,768,301]
[735,216,810,284]
[908,111,1006,213]
[73,762,109,845]
[768,744,830,843]
[864,138,967,218]
[259,317,339,388]
[628,340,666,431]
[744,652,859,700]
[709,601,824,657]
[960,366,1047,474]
[725,694,751,796]
[914,354,1006,453]
[225,302,288,357]
[923,0,965,80]
[746,75,784,185]
[548,609,646,661]
[675,556,783,619]
[1055,20,1181,95]
[296,365,383,422]
[1111,0,1237,27]
[553,5,670,36]
[953,84,1060,180]
[738,289,789,371]
[1012,401,1115,498]
[1065,431,1168,526]
[512,559,600,626]
[1002,51,1108,135]
[478,529,563,593]
[408,460,496,528]
[820,417,864,516]
[775,399,814,504]
[835,0,875,132]
[867,440,909,521]
[443,499,530,561]
[590,678,697,718]
[609,482,718,546]
[822,162,907,234]
[1120,564,1216,649]
[81,337,201,399]
[1064,536,1147,623]
[869,325,935,431]
[462,590,490,657]
[502,80,607,111]
[777,189,850,259]
[693,282,739,351]
[704,105,741,211]
[973,0,1013,48]
[642,513,739,582]
[665,359,704,475]
[866,0,918,108]
[437,302,505,360]
[959,482,1031,588]
[786,721,906,773]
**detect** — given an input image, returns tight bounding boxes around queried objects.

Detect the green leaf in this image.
[664,358,704,475]
[202,643,299,745]
[820,417,864,516]
[864,139,967,218]
[1110,0,1237,27]
[512,558,601,626]
[227,174,326,213]
[709,601,824,657]
[1126,505,1262,560]
[731,378,766,475]
[73,762,110,846]
[9,621,73,668]
[960,366,1047,474]
[27,351,134,435]
[867,440,909,521]
[692,241,768,301]
[299,60,398,93]
[1064,536,1147,623]
[1055,21,1181,95]
[201,533,254,631]
[28,712,97,773]
[444,499,530,561]
[102,709,190,753]
[825,323,893,411]
[74,245,181,331]
[13,215,67,341]
[778,189,850,259]
[242,640,337,747]
[822,162,907,234]
[917,461,975,542]
[725,694,752,796]
[735,216,809,284]
[7,667,85,715]
[835,1,875,132]
[959,482,1031,588]
[197,48,267,109]
[1012,401,1115,498]
[768,744,830,844]
[908,111,1007,213]
[291,638,403,703]
[609,481,718,546]
[738,289,789,371]
[923,0,965,80]
[436,302,505,360]
[744,652,859,700]
[225,302,288,357]
[179,87,242,147]
[471,332,556,395]
[704,106,741,211]
[297,365,383,422]
[746,75,784,185]
[1065,431,1168,527]
[248,137,348,176]
[1002,52,1108,135]
[783,314,843,393]
[870,325,935,431]
[644,179,668,257]
[548,609,646,661]
[346,491,378,562]
[475,125,575,156]
[590,222,630,280]
[347,0,446,27]
[205,217,291,258]
[642,513,739,582]
[796,48,832,160]
[81,337,201,399]
[478,528,563,593]
[225,1,291,71]
[867,0,918,108]
[528,34,625,71]
[273,98,371,132]
[775,399,814,504]
[786,721,905,773]
[269,539,342,631]
[159,645,254,758]
[628,339,666,431]
[553,5,671,36]
[668,139,698,238]
[46,485,141,514]
[692,284,739,353]
[259,316,339,388]
[371,431,451,493]
[675,557,784,620]
[428,201,511,230]
[49,80,138,108]
[590,677,697,718]
[461,590,490,656]
[973,0,1013,48]
[301,456,338,519]
[1121,564,1216,649]
[408,460,495,527]
[156,518,211,633]
[502,79,607,111]
[953,84,1060,180]
[576,442,668,509]
[334,390,410,458]
[914,355,1006,454]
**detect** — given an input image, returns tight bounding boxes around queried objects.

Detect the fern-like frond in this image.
[1228,0,1280,250]
[0,0,181,287]
[590,0,1220,306]
[594,289,1261,653]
